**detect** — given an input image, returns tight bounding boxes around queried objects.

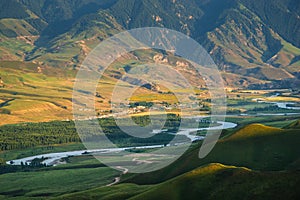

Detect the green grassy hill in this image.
[130,163,300,200]
[55,163,300,200]
[224,124,283,140]
[123,124,300,184]
[1,121,299,199]
[54,122,300,199]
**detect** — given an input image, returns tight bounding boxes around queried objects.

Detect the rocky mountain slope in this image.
[0,0,300,88]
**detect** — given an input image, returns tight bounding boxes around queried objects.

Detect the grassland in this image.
[123,122,300,184]
[0,60,200,125]
[0,61,75,125]
[225,115,300,127]
[55,183,151,200]
[0,61,299,199]
[0,115,299,199]
[261,119,299,128]
[54,163,300,200]
[129,163,300,200]
[0,59,299,126]
[0,164,119,199]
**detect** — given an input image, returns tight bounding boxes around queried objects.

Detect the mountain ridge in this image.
[0,0,300,88]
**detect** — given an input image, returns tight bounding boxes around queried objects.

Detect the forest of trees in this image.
[0,121,80,151]
[0,114,186,152]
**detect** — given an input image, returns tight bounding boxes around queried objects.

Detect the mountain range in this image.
[0,0,300,88]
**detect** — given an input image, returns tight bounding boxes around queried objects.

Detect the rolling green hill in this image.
[130,163,300,200]
[223,124,283,140]
[1,121,299,199]
[54,122,300,199]
[123,124,300,184]
[55,163,300,200]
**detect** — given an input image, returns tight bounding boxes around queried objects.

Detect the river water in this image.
[6,100,300,166]
[6,120,237,166]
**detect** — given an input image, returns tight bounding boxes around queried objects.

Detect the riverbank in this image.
[6,119,238,167]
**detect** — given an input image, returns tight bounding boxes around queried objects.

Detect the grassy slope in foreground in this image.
[0,166,119,199]
[123,123,300,184]
[56,163,300,200]
[130,163,300,200]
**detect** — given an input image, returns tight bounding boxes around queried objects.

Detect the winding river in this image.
[6,120,237,166]
[6,100,300,167]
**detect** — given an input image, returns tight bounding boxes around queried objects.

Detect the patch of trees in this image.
[0,114,187,152]
[0,121,80,151]
[0,108,11,114]
[249,105,287,112]
[226,109,242,114]
[95,114,186,147]
[129,101,154,108]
